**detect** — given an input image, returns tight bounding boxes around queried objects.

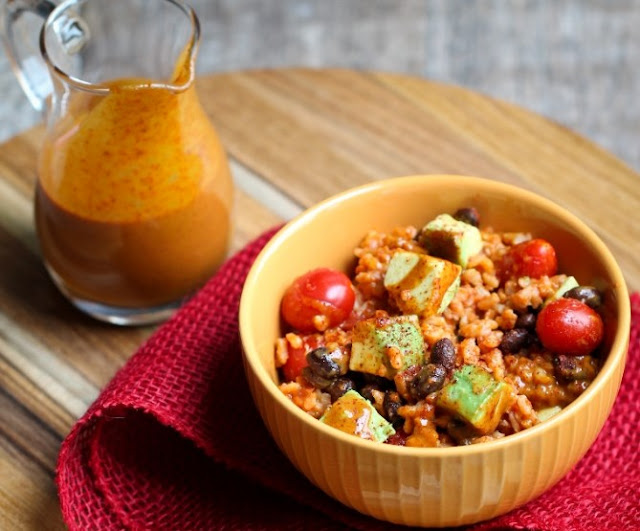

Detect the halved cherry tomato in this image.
[281,268,355,333]
[500,238,558,280]
[281,335,323,381]
[536,298,604,356]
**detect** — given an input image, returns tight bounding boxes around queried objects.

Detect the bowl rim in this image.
[239,174,631,457]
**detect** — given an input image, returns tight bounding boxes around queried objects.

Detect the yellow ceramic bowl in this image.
[238,175,630,528]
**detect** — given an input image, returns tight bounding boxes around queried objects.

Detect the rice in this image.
[275,220,602,447]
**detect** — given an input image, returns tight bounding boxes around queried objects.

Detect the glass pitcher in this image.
[1,0,234,325]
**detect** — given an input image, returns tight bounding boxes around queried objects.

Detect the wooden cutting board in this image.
[0,68,638,529]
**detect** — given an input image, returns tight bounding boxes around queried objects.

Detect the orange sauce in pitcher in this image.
[35,62,233,307]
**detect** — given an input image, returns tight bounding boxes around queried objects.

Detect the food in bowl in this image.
[275,208,605,447]
[240,175,629,528]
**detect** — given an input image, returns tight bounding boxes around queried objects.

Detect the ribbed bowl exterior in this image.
[239,175,631,528]
[245,344,626,527]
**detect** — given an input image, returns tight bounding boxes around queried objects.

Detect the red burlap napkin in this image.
[57,228,640,530]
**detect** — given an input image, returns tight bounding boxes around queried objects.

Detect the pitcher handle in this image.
[1,0,56,112]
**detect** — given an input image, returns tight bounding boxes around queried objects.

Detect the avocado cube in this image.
[418,213,483,267]
[320,390,395,442]
[436,365,515,435]
[543,276,579,306]
[384,251,461,316]
[349,314,425,379]
[536,405,562,422]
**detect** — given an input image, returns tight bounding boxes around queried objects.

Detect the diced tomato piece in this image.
[384,429,408,446]
[281,335,323,381]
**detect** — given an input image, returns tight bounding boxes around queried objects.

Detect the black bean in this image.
[361,373,394,392]
[360,384,380,403]
[453,207,480,227]
[553,354,599,381]
[383,391,405,428]
[515,312,537,331]
[393,364,421,401]
[499,328,530,353]
[327,377,356,402]
[306,347,341,379]
[430,338,456,371]
[563,286,602,309]
[362,373,389,385]
[410,363,447,400]
[301,367,332,390]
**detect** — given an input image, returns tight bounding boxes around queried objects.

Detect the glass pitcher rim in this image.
[38,0,201,94]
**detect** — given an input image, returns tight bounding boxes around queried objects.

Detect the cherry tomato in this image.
[281,335,323,381]
[500,238,558,280]
[281,268,356,333]
[535,298,604,356]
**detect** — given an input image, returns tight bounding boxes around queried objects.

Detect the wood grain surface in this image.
[0,68,638,529]
[2,0,639,171]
